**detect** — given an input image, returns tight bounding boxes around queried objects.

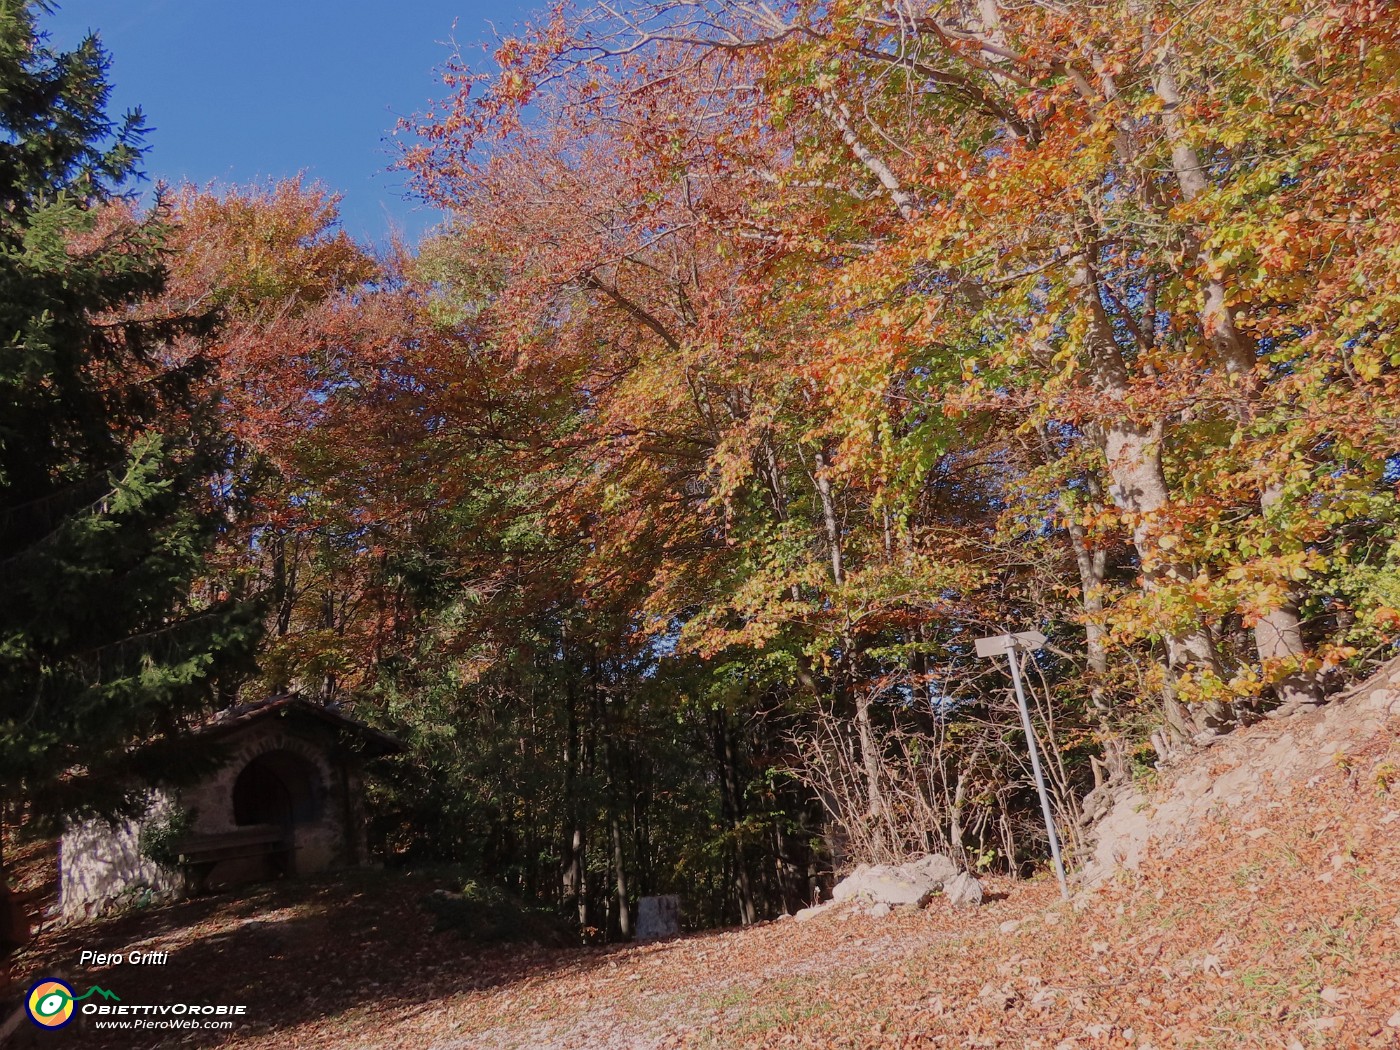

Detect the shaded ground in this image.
[6,685,1400,1048]
[6,862,1037,1050]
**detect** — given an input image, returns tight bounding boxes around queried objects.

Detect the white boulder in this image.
[829,854,983,910]
[832,863,938,908]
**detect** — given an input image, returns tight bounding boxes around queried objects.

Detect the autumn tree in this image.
[394,0,1400,886]
[153,180,400,701]
[402,13,1076,882]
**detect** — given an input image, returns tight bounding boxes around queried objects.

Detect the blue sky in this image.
[43,1,539,246]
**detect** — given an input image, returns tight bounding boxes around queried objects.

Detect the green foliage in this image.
[421,879,570,946]
[0,1,259,828]
[136,802,194,871]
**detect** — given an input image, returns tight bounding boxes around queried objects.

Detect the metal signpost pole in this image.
[973,630,1070,901]
[1004,640,1070,901]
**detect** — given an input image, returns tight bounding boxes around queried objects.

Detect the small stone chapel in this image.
[58,697,402,919]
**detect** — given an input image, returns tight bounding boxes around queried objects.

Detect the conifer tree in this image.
[0,1,258,834]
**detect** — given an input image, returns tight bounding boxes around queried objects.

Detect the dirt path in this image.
[7,863,1034,1049]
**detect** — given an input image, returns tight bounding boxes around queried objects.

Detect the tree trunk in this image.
[610,809,631,939]
[813,95,917,221]
[1039,424,1112,710]
[560,653,588,932]
[1067,511,1110,709]
[810,447,888,828]
[949,773,967,860]
[1070,243,1223,738]
[1257,483,1324,712]
[714,710,757,925]
[1146,13,1323,712]
[853,687,887,830]
[603,683,633,940]
[812,448,845,588]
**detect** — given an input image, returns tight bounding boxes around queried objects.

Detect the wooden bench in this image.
[176,825,292,894]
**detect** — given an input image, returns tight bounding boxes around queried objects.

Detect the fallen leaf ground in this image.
[8,712,1399,1049]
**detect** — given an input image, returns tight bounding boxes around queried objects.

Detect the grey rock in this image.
[943,871,984,908]
[832,863,937,908]
[831,854,981,911]
[909,853,959,886]
[635,894,680,941]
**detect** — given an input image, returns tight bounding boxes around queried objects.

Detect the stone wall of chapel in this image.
[58,718,369,919]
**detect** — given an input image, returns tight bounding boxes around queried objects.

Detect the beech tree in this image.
[396,0,1399,878]
[83,0,1394,920]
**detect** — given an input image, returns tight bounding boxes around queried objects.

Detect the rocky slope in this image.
[1082,657,1400,889]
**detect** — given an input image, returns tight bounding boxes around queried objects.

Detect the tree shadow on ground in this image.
[6,868,715,1049]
